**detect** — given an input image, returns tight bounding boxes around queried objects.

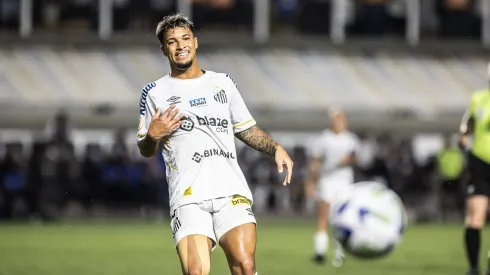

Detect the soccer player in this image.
[305,109,358,267]
[136,14,294,275]
[460,64,490,275]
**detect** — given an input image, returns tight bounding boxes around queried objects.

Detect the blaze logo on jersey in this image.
[192,149,236,163]
[197,116,229,134]
[180,116,195,132]
[189,97,207,107]
[214,87,227,104]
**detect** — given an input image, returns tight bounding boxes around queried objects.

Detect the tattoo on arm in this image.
[234,126,280,156]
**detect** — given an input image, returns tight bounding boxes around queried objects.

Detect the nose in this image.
[176,41,184,50]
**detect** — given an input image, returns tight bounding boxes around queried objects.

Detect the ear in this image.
[194,37,198,50]
[160,45,168,57]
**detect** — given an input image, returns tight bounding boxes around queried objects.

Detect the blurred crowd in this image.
[0,0,483,38]
[0,112,469,222]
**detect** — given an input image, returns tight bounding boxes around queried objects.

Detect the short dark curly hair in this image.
[156,13,195,44]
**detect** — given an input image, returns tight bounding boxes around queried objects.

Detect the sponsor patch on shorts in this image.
[231,195,250,206]
[183,187,192,196]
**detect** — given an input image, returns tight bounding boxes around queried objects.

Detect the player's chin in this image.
[174,60,193,71]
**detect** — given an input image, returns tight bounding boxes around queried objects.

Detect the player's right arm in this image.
[459,95,475,150]
[136,86,184,158]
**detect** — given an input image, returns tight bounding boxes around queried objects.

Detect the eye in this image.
[167,41,174,45]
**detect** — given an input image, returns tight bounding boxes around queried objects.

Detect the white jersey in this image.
[311,129,359,183]
[137,71,256,213]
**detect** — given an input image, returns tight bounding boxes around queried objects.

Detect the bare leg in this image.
[220,223,257,275]
[176,235,213,275]
[464,195,488,274]
[312,201,329,264]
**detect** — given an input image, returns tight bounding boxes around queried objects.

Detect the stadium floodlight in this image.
[406,0,420,46]
[19,0,33,38]
[254,0,270,44]
[98,0,113,40]
[176,0,193,23]
[483,0,490,47]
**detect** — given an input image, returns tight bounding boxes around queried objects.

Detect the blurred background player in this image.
[459,63,490,275]
[436,135,465,222]
[136,14,294,275]
[305,109,359,267]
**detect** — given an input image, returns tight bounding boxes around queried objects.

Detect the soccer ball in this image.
[329,181,407,259]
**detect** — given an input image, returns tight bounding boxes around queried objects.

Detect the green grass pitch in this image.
[0,220,488,275]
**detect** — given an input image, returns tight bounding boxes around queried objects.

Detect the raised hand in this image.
[147,105,184,141]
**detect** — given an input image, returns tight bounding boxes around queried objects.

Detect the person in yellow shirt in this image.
[437,135,465,221]
[460,66,490,275]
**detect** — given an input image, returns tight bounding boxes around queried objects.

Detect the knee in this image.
[238,257,255,275]
[185,260,210,275]
[465,209,486,229]
[466,217,485,229]
[185,266,209,275]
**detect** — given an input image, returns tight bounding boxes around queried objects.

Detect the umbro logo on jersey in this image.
[167,96,181,105]
[214,88,227,104]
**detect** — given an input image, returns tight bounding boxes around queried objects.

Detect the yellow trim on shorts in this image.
[166,162,178,171]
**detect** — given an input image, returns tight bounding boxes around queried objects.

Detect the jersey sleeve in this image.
[309,134,325,160]
[469,93,476,116]
[226,75,256,133]
[351,133,361,154]
[137,83,157,142]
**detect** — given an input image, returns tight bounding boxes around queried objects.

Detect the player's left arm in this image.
[235,126,293,185]
[227,75,293,185]
[339,134,358,166]
[234,126,280,156]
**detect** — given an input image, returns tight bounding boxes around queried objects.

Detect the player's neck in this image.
[331,128,346,134]
[170,62,203,79]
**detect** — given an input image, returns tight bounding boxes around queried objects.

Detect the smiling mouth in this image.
[175,52,189,60]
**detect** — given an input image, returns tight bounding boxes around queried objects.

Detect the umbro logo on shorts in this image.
[246,207,254,217]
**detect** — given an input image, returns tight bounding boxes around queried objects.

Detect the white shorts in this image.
[170,195,256,249]
[317,177,354,205]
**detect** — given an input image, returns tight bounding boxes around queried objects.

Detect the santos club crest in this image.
[213,86,227,104]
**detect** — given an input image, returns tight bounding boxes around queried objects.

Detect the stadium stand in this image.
[0,46,485,111]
